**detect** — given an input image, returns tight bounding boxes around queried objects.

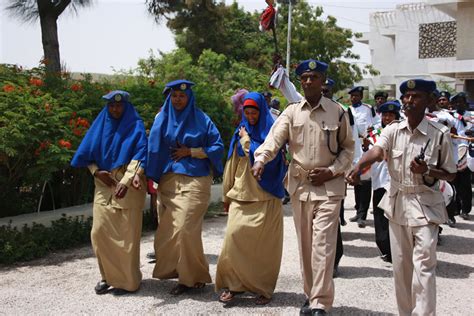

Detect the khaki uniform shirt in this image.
[375,118,457,226]
[254,97,355,201]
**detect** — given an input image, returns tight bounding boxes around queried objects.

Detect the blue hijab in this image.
[146,80,224,182]
[227,92,287,198]
[71,90,148,171]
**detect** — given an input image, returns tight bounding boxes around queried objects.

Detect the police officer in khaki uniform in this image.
[252,59,354,315]
[347,79,456,316]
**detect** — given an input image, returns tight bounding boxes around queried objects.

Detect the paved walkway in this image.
[0,187,473,315]
[0,184,223,228]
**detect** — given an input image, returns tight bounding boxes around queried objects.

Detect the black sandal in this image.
[170,284,190,295]
[94,280,110,295]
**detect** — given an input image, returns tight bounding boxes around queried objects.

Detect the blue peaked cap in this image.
[379,100,401,113]
[450,92,467,102]
[102,90,130,103]
[295,59,328,76]
[400,79,436,95]
[166,79,195,91]
[324,78,335,87]
[348,86,364,94]
[439,91,451,99]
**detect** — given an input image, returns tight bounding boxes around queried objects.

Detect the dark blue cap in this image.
[432,89,441,98]
[374,91,388,98]
[379,100,401,113]
[450,92,467,102]
[439,91,451,99]
[102,90,130,103]
[295,59,328,76]
[324,78,335,87]
[399,79,436,95]
[165,79,195,91]
[262,91,273,98]
[348,86,364,94]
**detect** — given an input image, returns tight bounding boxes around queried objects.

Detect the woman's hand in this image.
[94,170,116,187]
[171,142,191,161]
[114,183,128,199]
[132,174,142,190]
[238,126,248,138]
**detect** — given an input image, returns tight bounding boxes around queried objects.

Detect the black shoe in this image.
[111,288,133,296]
[460,213,469,220]
[146,252,156,260]
[357,218,366,228]
[341,219,347,226]
[94,280,110,295]
[283,196,291,205]
[349,215,359,222]
[311,309,327,315]
[381,254,392,263]
[333,265,339,278]
[447,217,456,228]
[300,299,312,315]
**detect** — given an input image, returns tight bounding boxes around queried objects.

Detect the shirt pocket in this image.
[289,123,305,147]
[424,144,441,167]
[390,149,404,171]
[320,123,339,155]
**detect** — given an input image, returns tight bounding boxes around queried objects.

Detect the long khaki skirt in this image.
[215,198,283,298]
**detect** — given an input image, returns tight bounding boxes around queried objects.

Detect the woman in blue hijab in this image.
[215,92,286,305]
[146,80,224,295]
[71,90,148,296]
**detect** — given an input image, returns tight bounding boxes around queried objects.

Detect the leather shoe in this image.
[447,217,456,228]
[357,218,366,228]
[333,265,339,278]
[300,299,312,315]
[349,215,359,222]
[341,218,347,226]
[311,308,327,315]
[381,254,392,263]
[94,280,110,295]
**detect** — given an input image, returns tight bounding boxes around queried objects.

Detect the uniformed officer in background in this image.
[347,79,456,316]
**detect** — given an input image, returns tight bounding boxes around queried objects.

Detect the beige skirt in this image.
[215,198,283,298]
[91,203,143,291]
[153,175,212,286]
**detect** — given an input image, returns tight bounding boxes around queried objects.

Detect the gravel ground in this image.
[1,187,473,315]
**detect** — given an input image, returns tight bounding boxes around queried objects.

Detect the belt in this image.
[391,181,429,194]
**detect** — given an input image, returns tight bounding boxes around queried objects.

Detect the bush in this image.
[0,203,221,265]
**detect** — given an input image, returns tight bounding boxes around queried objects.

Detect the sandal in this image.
[94,280,110,295]
[255,295,271,305]
[169,284,190,295]
[193,282,206,289]
[218,290,244,303]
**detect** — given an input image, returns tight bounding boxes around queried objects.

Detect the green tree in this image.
[6,0,92,76]
[277,1,378,91]
[146,1,275,68]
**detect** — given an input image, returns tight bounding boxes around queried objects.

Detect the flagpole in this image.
[286,0,293,73]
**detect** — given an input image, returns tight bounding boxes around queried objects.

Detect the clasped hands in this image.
[94,170,142,199]
[252,162,333,186]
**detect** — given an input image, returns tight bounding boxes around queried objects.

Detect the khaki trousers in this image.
[292,197,341,311]
[389,221,438,316]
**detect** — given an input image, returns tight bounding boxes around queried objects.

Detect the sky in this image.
[0,0,417,75]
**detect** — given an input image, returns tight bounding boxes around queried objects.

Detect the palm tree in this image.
[6,0,92,75]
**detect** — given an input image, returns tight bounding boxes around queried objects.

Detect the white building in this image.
[357,1,474,99]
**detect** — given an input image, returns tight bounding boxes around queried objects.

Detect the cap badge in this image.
[180,83,187,91]
[308,61,317,70]
[407,80,416,89]
[114,94,122,102]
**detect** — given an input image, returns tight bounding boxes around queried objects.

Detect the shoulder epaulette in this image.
[428,120,450,134]
[387,119,401,126]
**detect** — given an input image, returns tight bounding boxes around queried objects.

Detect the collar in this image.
[352,102,362,108]
[300,97,328,112]
[398,117,429,135]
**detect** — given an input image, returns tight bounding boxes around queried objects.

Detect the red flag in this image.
[260,0,276,31]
